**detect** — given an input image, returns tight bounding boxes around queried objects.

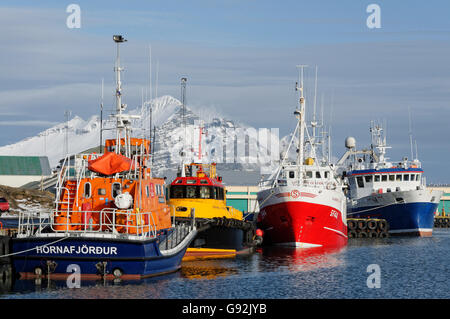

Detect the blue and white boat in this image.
[337,123,442,236]
[10,35,197,280]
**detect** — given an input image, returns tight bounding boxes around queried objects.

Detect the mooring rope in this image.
[0,236,69,258]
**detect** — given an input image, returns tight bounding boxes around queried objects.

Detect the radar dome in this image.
[345,136,356,149]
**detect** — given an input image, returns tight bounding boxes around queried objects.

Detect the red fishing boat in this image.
[257,66,347,248]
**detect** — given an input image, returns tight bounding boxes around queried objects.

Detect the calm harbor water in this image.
[1,229,449,299]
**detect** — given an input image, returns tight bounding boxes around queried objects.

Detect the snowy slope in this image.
[0,95,281,175]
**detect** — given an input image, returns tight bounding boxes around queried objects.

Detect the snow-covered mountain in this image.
[0,95,282,177]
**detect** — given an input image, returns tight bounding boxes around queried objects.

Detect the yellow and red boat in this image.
[169,162,261,260]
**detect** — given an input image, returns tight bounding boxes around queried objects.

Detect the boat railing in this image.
[259,177,339,189]
[17,207,162,239]
[159,207,195,251]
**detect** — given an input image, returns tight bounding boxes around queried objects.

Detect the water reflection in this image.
[181,260,239,280]
[257,245,346,273]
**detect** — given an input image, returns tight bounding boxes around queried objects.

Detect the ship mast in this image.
[112,35,140,158]
[295,65,307,173]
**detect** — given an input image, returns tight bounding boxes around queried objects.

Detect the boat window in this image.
[176,179,183,184]
[186,179,196,184]
[306,171,312,179]
[316,171,321,179]
[387,188,391,192]
[404,174,409,181]
[158,184,162,196]
[186,186,197,198]
[84,182,91,198]
[98,188,106,196]
[364,175,372,183]
[199,186,211,199]
[356,176,364,188]
[200,179,208,184]
[396,174,402,181]
[324,171,329,179]
[416,174,420,181]
[217,187,225,200]
[374,175,380,182]
[145,185,150,197]
[289,171,295,179]
[170,186,184,199]
[212,187,218,199]
[389,175,395,182]
[381,175,388,182]
[112,183,121,198]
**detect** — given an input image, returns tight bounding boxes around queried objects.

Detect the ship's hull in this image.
[181,218,255,260]
[11,228,197,280]
[348,189,442,237]
[257,186,347,248]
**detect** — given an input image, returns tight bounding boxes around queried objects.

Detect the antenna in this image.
[64,110,71,157]
[149,100,152,149]
[408,106,414,161]
[149,44,152,102]
[181,77,187,157]
[155,60,159,99]
[99,78,104,153]
[320,93,324,127]
[312,65,318,139]
[415,139,418,160]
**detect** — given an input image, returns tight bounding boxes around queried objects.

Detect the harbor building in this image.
[0,156,52,188]
[429,186,450,216]
[225,185,259,215]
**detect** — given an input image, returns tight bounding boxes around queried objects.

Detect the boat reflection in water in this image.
[256,245,346,273]
[181,260,239,280]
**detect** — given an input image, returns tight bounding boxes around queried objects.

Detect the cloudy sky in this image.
[0,0,450,182]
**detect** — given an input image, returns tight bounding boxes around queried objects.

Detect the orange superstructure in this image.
[53,137,171,235]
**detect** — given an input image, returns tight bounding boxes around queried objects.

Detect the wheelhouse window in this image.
[306,171,313,179]
[364,175,373,183]
[356,176,364,188]
[199,186,211,199]
[324,171,329,179]
[170,186,184,198]
[396,174,402,181]
[217,187,225,200]
[186,186,196,198]
[404,174,410,181]
[170,185,224,200]
[289,171,295,179]
[381,175,388,182]
[316,171,321,179]
[389,174,395,182]
[374,175,380,182]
